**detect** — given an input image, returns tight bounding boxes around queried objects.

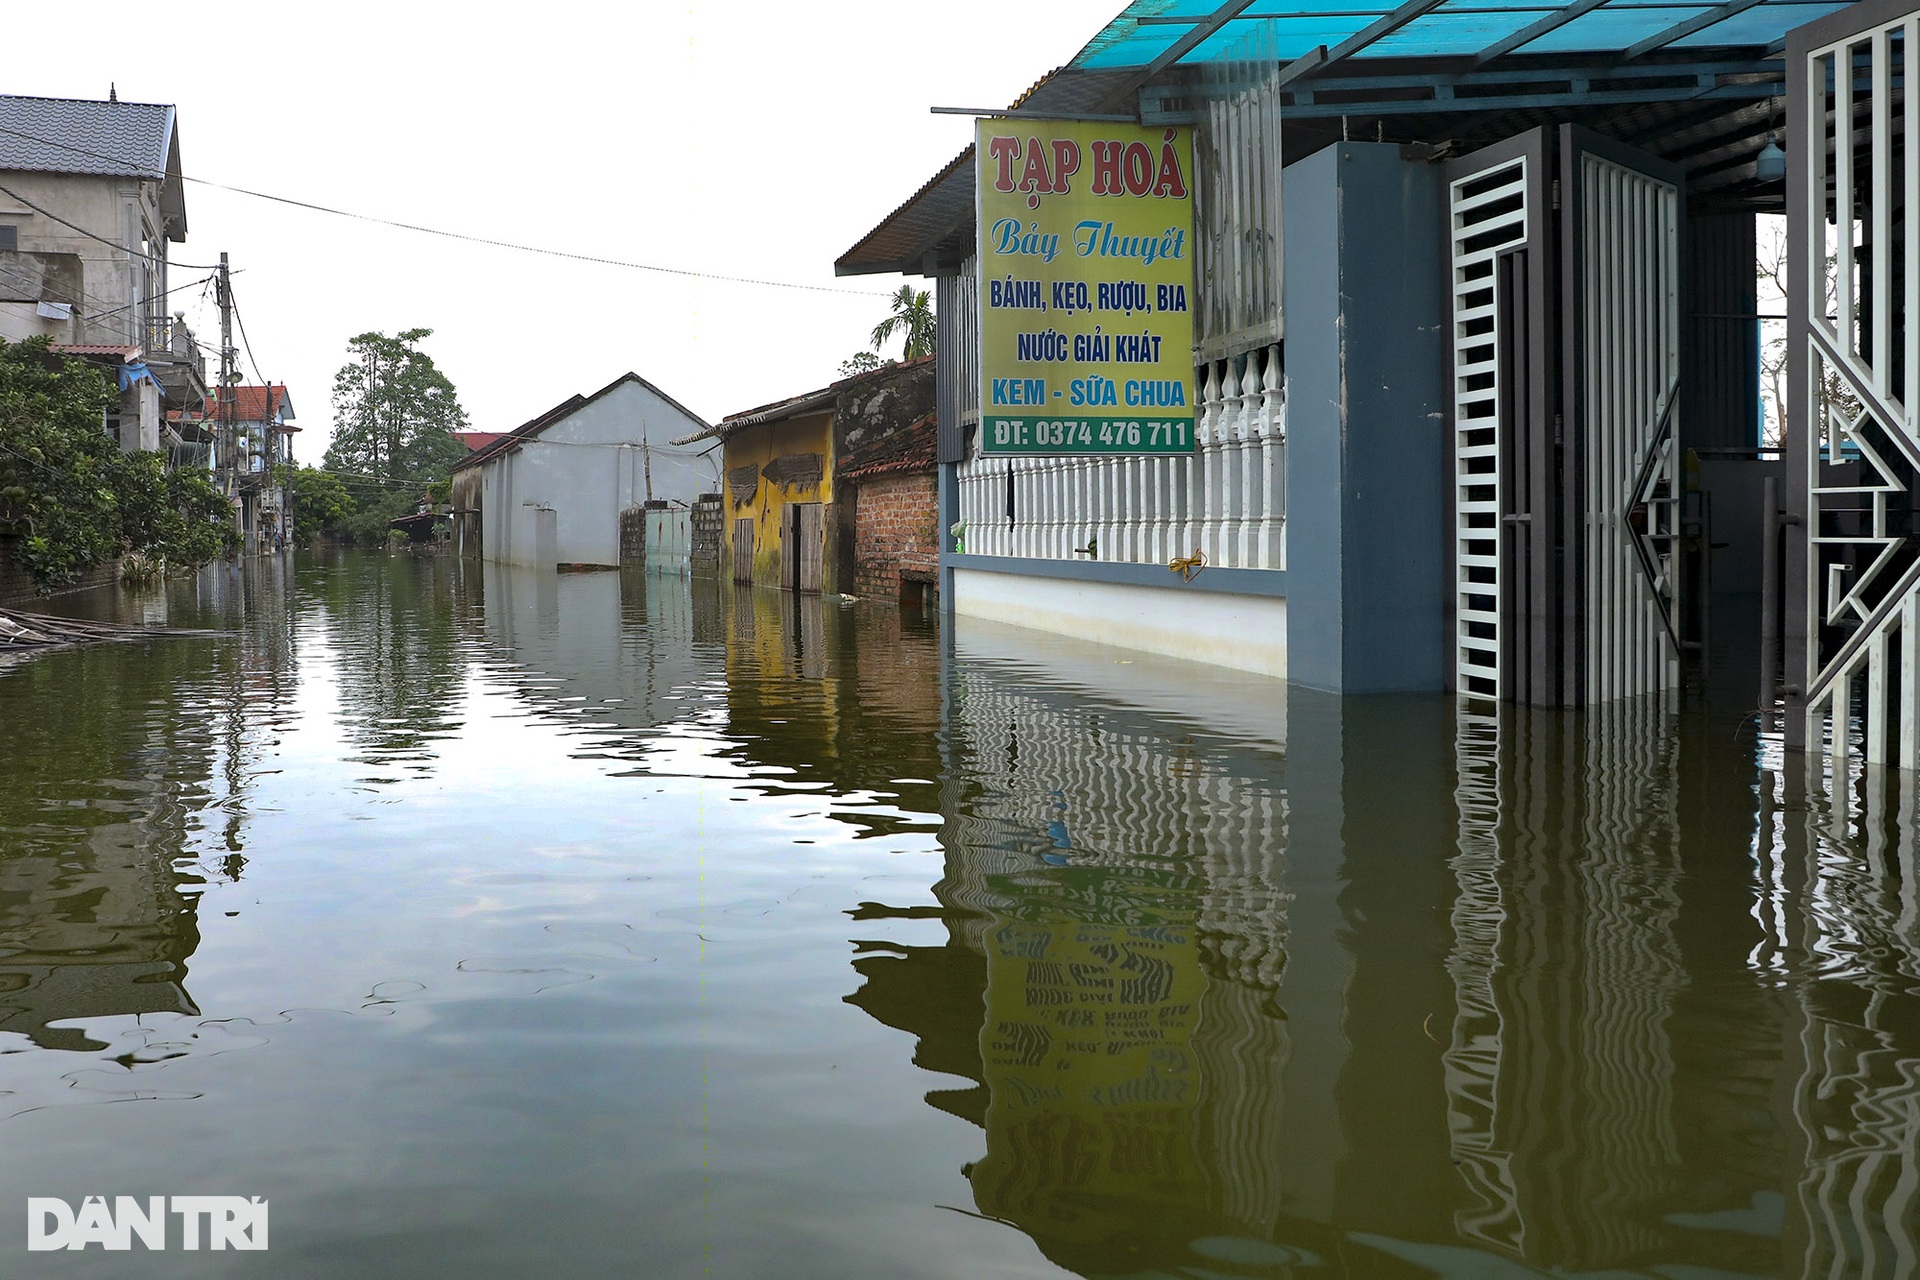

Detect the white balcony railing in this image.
[956,343,1285,572]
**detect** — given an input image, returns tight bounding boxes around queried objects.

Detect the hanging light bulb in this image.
[1755,131,1786,182]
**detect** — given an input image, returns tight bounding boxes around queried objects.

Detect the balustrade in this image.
[955,344,1286,572]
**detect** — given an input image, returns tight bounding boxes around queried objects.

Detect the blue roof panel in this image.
[1067,0,1859,70]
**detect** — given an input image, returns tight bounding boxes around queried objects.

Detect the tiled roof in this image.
[680,355,937,445]
[454,431,510,453]
[211,384,293,423]
[0,94,174,179]
[50,343,140,361]
[839,413,938,481]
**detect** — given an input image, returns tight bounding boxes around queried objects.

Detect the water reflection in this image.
[828,608,1920,1276]
[0,553,1915,1278]
[0,634,215,1052]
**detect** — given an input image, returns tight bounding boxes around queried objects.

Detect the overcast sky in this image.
[10,1,1122,459]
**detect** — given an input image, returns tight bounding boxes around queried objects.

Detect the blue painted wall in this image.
[1283,143,1450,693]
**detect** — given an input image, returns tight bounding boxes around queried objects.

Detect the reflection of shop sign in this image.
[976,121,1196,456]
[972,919,1207,1236]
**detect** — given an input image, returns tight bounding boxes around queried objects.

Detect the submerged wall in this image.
[953,562,1287,678]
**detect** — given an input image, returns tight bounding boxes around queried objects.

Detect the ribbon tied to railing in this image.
[1168,549,1207,582]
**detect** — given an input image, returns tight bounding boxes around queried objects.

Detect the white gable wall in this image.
[475,378,713,569]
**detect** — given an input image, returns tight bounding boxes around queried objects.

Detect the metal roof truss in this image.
[1144,58,1790,120]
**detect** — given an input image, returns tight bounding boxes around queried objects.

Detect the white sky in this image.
[9,0,1123,460]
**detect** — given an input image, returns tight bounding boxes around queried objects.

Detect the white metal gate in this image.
[1448,145,1533,701]
[1569,138,1684,703]
[1787,0,1920,772]
[1447,127,1683,706]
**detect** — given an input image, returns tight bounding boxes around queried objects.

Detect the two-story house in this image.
[0,92,205,452]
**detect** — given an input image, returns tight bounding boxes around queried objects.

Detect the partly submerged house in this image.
[836,0,1904,765]
[452,372,713,569]
[681,358,935,595]
[840,407,939,605]
[1,92,207,451]
[218,384,296,550]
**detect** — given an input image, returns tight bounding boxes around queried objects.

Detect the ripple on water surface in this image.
[0,551,1915,1279]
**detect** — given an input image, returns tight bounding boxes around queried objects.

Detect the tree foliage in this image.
[275,464,354,538]
[870,285,935,361]
[0,336,237,591]
[340,488,423,548]
[839,350,885,379]
[323,328,470,492]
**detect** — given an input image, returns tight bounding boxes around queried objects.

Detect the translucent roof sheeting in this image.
[1068,0,1854,70]
[838,0,1841,274]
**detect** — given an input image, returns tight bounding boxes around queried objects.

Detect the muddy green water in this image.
[0,551,1915,1279]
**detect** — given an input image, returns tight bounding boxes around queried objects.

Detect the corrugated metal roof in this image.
[835,68,1143,277]
[453,372,712,472]
[0,94,174,179]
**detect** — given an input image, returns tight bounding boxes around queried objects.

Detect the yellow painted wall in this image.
[721,411,835,589]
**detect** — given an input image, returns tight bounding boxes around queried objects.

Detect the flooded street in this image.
[1,551,1916,1279]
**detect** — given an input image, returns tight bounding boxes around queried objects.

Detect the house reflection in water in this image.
[847,620,1307,1273]
[0,641,221,1053]
[447,562,1917,1275]
[826,610,1920,1277]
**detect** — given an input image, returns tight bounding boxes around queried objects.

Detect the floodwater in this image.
[0,550,1915,1280]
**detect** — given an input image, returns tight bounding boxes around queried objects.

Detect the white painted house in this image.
[452,372,713,570]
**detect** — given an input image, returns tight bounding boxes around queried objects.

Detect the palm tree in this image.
[870,285,936,361]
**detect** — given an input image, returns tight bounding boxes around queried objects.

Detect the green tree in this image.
[0,337,121,587]
[275,464,354,538]
[869,285,935,361]
[322,328,470,492]
[839,350,885,379]
[1,336,237,590]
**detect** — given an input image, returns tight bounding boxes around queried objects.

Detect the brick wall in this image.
[851,472,938,601]
[619,507,647,563]
[0,535,122,608]
[691,493,723,576]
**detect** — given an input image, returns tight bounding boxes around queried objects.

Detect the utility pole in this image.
[216,253,235,507]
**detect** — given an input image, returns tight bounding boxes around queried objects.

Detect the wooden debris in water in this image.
[0,606,230,649]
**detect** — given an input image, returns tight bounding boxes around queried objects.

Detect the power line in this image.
[191,177,886,296]
[85,271,220,327]
[229,289,268,387]
[0,258,122,318]
[0,178,222,271]
[0,122,887,297]
[310,467,444,489]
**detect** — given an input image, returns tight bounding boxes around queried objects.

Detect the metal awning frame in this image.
[838,0,1859,275]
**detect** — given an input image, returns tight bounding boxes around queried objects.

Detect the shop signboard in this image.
[976,120,1196,455]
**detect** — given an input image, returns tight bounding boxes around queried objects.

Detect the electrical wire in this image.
[229,289,269,388]
[189,177,885,296]
[0,258,123,318]
[313,467,447,489]
[0,178,222,271]
[82,271,219,327]
[0,122,887,297]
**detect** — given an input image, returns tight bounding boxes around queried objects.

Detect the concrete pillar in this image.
[1283,143,1450,693]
